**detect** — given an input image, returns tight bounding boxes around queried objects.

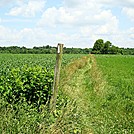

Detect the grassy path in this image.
[59,55,99,133]
[61,56,91,109]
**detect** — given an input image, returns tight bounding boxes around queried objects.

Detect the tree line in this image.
[91,39,134,55]
[0,39,133,55]
[0,45,92,54]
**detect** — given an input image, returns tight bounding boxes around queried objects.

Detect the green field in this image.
[0,54,133,133]
[90,55,134,133]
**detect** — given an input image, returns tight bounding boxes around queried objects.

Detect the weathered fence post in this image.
[50,43,64,112]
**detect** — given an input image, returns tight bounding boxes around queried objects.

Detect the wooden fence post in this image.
[50,43,64,112]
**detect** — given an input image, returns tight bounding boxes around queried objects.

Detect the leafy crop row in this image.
[0,66,53,108]
[0,54,83,107]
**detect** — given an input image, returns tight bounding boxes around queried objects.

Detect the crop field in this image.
[0,54,133,133]
[0,54,84,133]
[0,54,83,70]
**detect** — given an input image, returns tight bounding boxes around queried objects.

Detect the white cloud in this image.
[0,25,21,44]
[7,0,46,17]
[122,7,134,22]
[38,7,81,27]
[38,1,118,28]
[0,24,133,48]
[96,0,134,8]
[63,0,134,9]
[38,0,119,44]
[0,0,14,7]
[80,10,119,37]
[2,18,32,23]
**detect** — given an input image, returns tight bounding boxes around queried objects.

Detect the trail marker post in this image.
[50,43,64,112]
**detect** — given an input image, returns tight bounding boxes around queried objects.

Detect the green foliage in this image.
[0,97,42,134]
[0,54,133,133]
[63,47,92,54]
[0,66,54,107]
[0,45,92,54]
[102,41,111,54]
[0,90,84,134]
[121,48,134,55]
[92,39,104,54]
[0,54,85,133]
[0,54,83,106]
[91,39,122,54]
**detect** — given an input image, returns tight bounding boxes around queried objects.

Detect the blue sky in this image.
[0,0,134,48]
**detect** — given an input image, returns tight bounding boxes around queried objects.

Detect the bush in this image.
[0,65,54,108]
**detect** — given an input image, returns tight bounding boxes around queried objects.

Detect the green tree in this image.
[92,39,104,54]
[91,39,123,55]
[109,45,120,54]
[102,41,112,54]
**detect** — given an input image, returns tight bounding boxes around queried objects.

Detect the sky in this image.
[0,0,134,48]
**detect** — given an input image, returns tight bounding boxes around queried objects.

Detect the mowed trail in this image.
[60,56,92,133]
[60,55,109,133]
[61,54,107,107]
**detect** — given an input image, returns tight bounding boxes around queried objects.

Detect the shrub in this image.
[0,65,54,108]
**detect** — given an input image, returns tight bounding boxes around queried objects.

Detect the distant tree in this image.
[46,45,50,49]
[83,48,91,54]
[121,48,134,55]
[109,45,118,54]
[91,39,104,54]
[91,39,123,54]
[102,41,112,54]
